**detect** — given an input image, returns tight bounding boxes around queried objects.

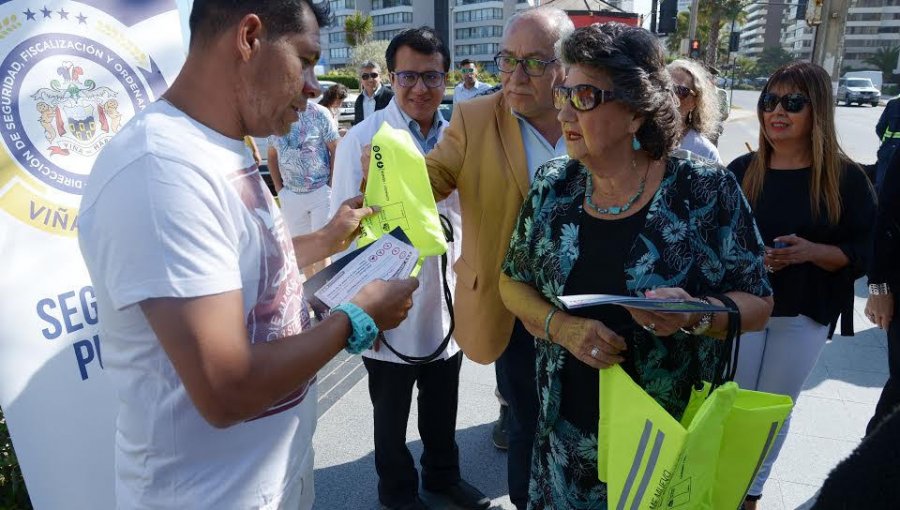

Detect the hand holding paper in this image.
[351,278,419,332]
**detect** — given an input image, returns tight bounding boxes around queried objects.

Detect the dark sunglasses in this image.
[758,92,810,113]
[360,72,379,80]
[553,84,616,112]
[673,85,696,99]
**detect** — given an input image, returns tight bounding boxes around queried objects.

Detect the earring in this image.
[687,110,694,126]
[632,135,641,151]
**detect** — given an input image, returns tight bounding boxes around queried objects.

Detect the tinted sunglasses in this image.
[758,92,810,113]
[361,72,379,80]
[553,84,616,112]
[673,85,696,99]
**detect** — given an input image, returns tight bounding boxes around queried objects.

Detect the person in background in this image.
[667,59,723,164]
[499,23,773,508]
[319,82,348,135]
[875,97,900,190]
[354,60,393,125]
[331,28,490,510]
[866,144,900,435]
[268,99,340,278]
[425,9,572,508]
[453,58,491,104]
[76,0,418,507]
[727,61,877,510]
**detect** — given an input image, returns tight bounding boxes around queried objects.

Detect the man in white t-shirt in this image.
[452,59,492,105]
[77,1,418,508]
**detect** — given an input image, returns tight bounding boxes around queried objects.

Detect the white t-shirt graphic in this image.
[79,100,316,509]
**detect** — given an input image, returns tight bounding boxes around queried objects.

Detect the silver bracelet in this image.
[680,297,714,336]
[869,283,892,296]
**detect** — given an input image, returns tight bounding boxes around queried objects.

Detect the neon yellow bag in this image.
[358,122,447,258]
[597,368,793,510]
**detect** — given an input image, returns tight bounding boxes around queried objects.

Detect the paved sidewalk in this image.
[310,277,888,510]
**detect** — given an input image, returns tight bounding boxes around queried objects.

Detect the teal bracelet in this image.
[544,307,559,342]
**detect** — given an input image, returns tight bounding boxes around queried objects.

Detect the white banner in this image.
[0,1,185,507]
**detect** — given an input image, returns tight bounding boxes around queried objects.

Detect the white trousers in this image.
[734,314,829,497]
[278,185,332,238]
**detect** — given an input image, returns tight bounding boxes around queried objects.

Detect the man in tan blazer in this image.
[426,8,572,509]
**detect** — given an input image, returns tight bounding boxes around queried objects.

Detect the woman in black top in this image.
[727,61,877,510]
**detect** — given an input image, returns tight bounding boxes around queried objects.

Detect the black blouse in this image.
[728,153,877,335]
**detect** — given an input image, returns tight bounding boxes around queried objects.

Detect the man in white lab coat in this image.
[330,27,488,510]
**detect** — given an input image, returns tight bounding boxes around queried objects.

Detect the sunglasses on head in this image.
[361,72,379,80]
[758,92,810,113]
[673,85,696,99]
[553,84,616,112]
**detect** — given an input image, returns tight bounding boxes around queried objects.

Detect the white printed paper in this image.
[558,294,731,313]
[315,234,419,308]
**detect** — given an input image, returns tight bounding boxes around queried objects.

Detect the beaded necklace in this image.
[584,159,650,216]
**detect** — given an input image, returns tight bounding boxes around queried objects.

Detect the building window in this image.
[372,0,413,8]
[454,8,504,23]
[374,29,405,40]
[455,0,500,5]
[373,12,413,25]
[333,15,349,27]
[878,26,900,33]
[455,43,500,56]
[847,12,881,21]
[328,32,346,43]
[455,25,504,39]
[328,0,355,11]
[330,47,350,59]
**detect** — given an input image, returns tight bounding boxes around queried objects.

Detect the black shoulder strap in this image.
[377,215,455,365]
[707,293,742,388]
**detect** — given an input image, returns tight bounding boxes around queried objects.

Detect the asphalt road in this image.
[718,90,885,167]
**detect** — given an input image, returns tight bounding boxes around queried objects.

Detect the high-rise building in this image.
[783,0,900,72]
[737,2,787,58]
[320,0,535,72]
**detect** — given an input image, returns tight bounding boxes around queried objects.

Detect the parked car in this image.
[338,92,358,123]
[439,95,454,121]
[836,77,880,107]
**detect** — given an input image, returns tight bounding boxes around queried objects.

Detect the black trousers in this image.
[868,296,900,435]
[494,319,539,510]
[363,352,463,507]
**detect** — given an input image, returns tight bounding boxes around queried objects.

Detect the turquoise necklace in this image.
[584,159,649,216]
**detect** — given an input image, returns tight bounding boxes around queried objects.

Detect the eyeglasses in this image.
[391,71,446,88]
[494,54,558,77]
[758,92,810,113]
[360,72,379,80]
[461,67,474,74]
[673,85,696,99]
[553,84,616,112]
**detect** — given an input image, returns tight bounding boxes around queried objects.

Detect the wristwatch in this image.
[681,297,714,336]
[869,283,892,296]
[332,303,379,354]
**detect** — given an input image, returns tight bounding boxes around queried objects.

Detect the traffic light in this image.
[657,0,678,34]
[689,39,701,59]
[728,31,741,53]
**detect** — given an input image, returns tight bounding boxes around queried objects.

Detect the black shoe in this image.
[428,480,490,510]
[492,405,509,450]
[381,496,428,510]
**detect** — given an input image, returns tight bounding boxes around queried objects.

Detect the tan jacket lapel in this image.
[495,97,530,200]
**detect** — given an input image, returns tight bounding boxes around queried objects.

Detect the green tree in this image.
[344,11,373,47]
[666,3,746,66]
[863,45,900,83]
[703,0,749,67]
[755,46,795,77]
[732,55,758,83]
[1,410,31,509]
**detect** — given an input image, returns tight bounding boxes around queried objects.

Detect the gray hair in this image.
[667,59,720,139]
[503,7,575,46]
[358,60,380,71]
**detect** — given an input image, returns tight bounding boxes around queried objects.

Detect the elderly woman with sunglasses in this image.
[668,59,723,164]
[725,61,876,510]
[497,23,773,509]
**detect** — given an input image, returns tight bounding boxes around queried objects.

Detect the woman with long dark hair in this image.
[727,61,877,509]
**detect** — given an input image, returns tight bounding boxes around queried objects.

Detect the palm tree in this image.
[704,0,749,67]
[344,12,373,47]
[863,46,900,83]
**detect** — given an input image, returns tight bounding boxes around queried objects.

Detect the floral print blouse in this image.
[502,151,772,442]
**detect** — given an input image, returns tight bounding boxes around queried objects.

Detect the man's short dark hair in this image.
[459,59,475,67]
[385,27,450,73]
[188,0,330,47]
